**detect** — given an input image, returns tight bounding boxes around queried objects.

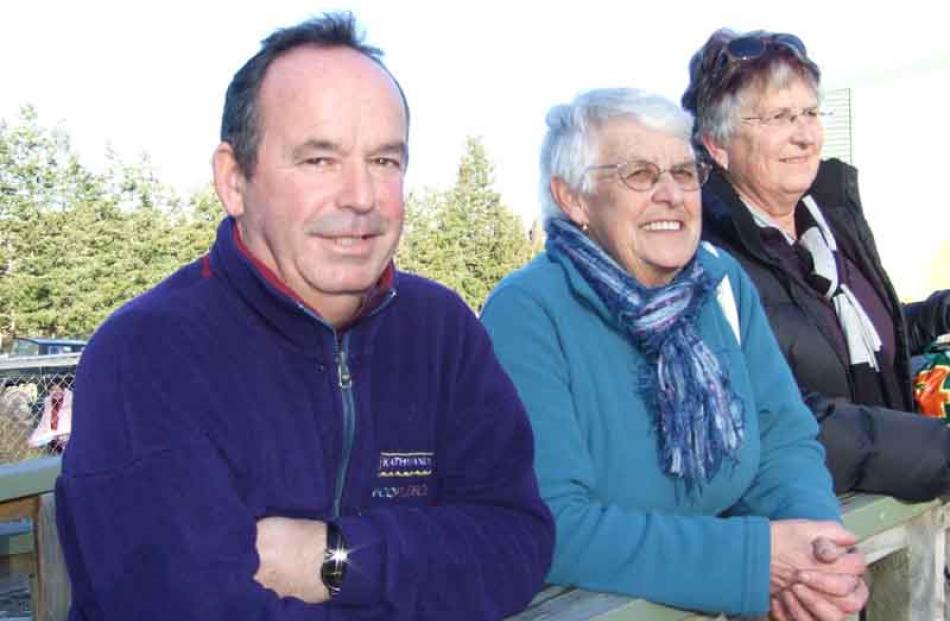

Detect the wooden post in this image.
[0,494,40,616]
[35,492,70,621]
[0,457,65,620]
[854,502,945,620]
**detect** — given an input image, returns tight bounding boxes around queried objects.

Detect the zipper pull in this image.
[336,350,352,389]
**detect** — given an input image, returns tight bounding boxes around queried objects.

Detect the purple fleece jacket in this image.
[56,217,553,620]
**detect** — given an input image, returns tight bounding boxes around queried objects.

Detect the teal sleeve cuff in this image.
[744,515,772,617]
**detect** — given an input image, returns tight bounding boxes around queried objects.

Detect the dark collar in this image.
[702,166,778,267]
[208,217,395,356]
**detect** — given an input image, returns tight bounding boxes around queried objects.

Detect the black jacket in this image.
[702,158,950,500]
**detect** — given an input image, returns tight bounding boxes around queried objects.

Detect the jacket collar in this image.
[704,160,860,255]
[547,249,613,323]
[702,166,779,268]
[208,217,395,355]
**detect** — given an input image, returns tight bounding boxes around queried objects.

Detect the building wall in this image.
[829,61,950,301]
[822,88,852,164]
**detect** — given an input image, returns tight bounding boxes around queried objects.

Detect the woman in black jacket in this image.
[682,28,950,501]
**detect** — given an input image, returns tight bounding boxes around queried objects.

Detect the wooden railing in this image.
[507,494,948,621]
[0,456,68,621]
[1,457,946,620]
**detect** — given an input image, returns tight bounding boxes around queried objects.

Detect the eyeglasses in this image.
[712,33,810,77]
[741,106,831,128]
[585,159,711,192]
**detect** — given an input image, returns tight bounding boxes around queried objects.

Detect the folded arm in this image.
[903,289,950,355]
[805,392,950,500]
[725,265,840,521]
[482,285,773,618]
[58,309,552,621]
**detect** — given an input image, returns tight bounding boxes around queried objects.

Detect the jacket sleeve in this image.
[58,305,552,621]
[804,392,950,501]
[903,290,950,355]
[332,306,555,620]
[722,264,841,521]
[481,284,773,619]
[57,312,338,621]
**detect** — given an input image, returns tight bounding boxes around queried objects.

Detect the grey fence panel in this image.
[0,355,80,465]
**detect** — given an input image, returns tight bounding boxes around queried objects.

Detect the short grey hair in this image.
[699,60,821,148]
[539,88,695,223]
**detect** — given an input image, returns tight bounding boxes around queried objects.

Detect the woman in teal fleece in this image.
[481,89,868,620]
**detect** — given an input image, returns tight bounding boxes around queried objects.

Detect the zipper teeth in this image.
[295,297,395,518]
[332,333,355,518]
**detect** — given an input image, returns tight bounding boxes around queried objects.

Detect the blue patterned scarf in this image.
[545,217,745,491]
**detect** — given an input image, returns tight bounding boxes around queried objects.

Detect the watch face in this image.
[321,525,348,595]
[321,556,345,594]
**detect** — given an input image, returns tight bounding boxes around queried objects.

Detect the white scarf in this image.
[746,195,882,370]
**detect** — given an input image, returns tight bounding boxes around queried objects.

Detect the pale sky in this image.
[3,0,949,295]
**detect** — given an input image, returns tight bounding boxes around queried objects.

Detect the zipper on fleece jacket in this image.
[332,332,355,519]
[298,290,397,519]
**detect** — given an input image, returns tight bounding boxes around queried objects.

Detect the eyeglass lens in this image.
[619,162,708,191]
[720,33,808,69]
[725,37,767,61]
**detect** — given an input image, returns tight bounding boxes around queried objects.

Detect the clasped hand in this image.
[768,520,868,621]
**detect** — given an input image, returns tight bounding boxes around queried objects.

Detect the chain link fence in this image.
[0,354,79,465]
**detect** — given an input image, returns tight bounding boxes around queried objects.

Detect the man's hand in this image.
[254,516,330,604]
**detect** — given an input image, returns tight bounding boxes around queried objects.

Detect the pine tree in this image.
[398,137,533,310]
[0,107,220,342]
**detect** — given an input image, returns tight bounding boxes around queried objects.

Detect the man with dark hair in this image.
[55,13,553,620]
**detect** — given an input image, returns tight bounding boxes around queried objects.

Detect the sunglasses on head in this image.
[711,33,809,75]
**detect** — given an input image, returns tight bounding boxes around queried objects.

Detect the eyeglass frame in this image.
[740,105,831,129]
[583,158,712,192]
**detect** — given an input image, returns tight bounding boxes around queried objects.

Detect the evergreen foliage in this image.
[398,137,532,310]
[0,111,529,344]
[0,107,219,342]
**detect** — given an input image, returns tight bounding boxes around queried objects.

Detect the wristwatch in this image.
[320,522,348,597]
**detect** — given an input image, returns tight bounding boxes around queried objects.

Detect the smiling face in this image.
[213,45,408,325]
[560,118,702,288]
[708,76,822,217]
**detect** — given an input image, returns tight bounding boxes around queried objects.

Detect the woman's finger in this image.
[796,583,851,621]
[796,571,860,596]
[770,595,791,621]
[781,586,818,621]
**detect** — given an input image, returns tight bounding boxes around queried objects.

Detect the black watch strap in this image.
[320,522,348,597]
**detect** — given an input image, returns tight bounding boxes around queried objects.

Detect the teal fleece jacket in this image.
[481,243,840,617]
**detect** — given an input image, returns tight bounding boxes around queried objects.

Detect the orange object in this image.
[914,336,950,420]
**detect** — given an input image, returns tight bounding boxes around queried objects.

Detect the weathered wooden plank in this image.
[1,465,941,621]
[0,496,37,523]
[907,507,944,621]
[509,494,945,621]
[35,492,70,621]
[0,456,61,503]
[0,525,33,556]
[841,494,939,540]
[0,494,39,614]
[508,587,719,621]
[846,498,945,621]
[525,587,573,609]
